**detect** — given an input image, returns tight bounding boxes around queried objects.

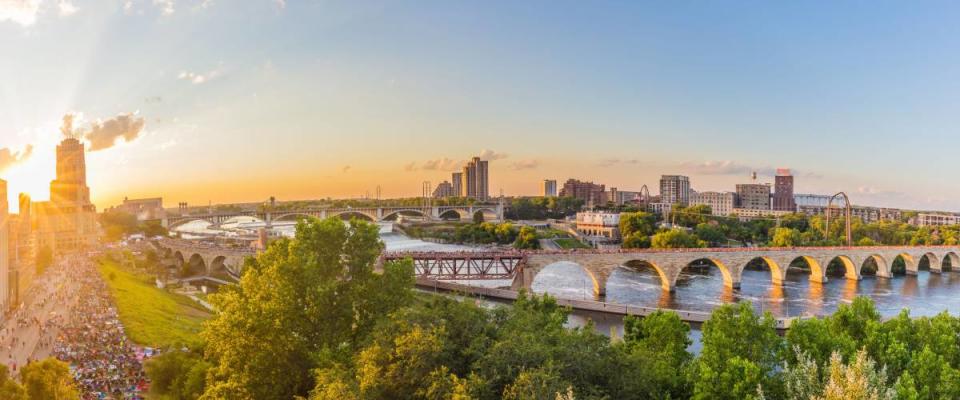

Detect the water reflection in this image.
[534,261,960,319]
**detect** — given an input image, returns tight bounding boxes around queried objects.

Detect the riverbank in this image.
[97,259,211,347]
[415,277,801,331]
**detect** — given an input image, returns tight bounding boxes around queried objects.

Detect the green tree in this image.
[473,211,485,224]
[692,302,783,399]
[502,364,572,400]
[514,226,541,249]
[651,228,705,249]
[201,217,415,399]
[817,350,894,400]
[695,223,726,247]
[145,347,209,399]
[20,358,78,400]
[0,365,26,400]
[619,211,656,238]
[614,311,693,399]
[770,227,804,247]
[622,232,651,249]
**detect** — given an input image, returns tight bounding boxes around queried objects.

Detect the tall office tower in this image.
[462,164,476,199]
[432,181,454,198]
[659,175,690,206]
[451,172,463,197]
[461,156,490,201]
[35,138,98,254]
[0,179,8,310]
[541,179,558,197]
[773,169,797,211]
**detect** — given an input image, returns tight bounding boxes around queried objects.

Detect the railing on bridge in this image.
[383,251,525,280]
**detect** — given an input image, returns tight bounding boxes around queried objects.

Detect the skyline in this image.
[3,1,960,211]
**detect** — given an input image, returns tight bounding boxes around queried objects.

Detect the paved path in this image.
[0,260,77,376]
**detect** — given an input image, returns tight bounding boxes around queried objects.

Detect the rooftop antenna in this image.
[751,171,757,182]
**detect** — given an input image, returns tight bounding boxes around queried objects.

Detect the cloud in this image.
[478,149,508,161]
[403,162,418,172]
[0,145,34,173]
[509,159,539,170]
[680,160,764,176]
[0,0,41,26]
[421,157,464,171]
[597,158,640,167]
[57,0,76,16]
[157,139,178,151]
[61,112,147,152]
[341,165,351,173]
[273,0,285,9]
[178,64,224,85]
[153,0,174,15]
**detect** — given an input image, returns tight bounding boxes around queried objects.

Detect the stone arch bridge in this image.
[154,240,250,280]
[162,204,504,230]
[513,246,960,297]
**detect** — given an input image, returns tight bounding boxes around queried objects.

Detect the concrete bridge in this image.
[513,246,960,297]
[163,204,504,229]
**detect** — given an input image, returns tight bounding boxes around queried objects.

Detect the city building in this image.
[574,211,621,246]
[460,156,489,201]
[773,169,796,211]
[736,183,771,210]
[111,197,166,221]
[731,208,794,221]
[8,193,34,308]
[541,179,557,197]
[606,188,644,205]
[33,138,99,254]
[659,175,690,206]
[913,213,960,227]
[451,172,463,197]
[690,191,737,216]
[799,205,902,224]
[648,202,673,217]
[559,179,606,207]
[432,181,454,198]
[794,193,832,208]
[0,179,8,311]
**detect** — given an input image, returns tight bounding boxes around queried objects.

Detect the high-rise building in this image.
[773,169,796,211]
[736,183,771,210]
[432,181,454,198]
[34,138,99,254]
[690,191,737,216]
[659,175,690,206]
[541,179,557,197]
[559,179,605,207]
[461,156,490,201]
[451,172,463,197]
[0,179,9,311]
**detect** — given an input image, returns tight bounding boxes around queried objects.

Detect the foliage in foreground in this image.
[152,216,960,400]
[0,359,79,400]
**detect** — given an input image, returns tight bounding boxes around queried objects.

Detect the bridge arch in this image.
[382,209,429,221]
[183,253,207,277]
[210,256,228,276]
[789,255,826,284]
[328,210,377,222]
[862,254,890,278]
[917,252,940,273]
[530,261,606,299]
[942,252,960,272]
[273,213,319,222]
[824,255,858,280]
[438,209,463,220]
[890,253,915,275]
[680,258,736,290]
[169,218,215,230]
[621,259,673,292]
[474,208,500,221]
[747,256,787,285]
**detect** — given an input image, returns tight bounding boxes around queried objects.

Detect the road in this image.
[1,259,77,375]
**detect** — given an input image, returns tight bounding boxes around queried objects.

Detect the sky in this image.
[2,1,960,212]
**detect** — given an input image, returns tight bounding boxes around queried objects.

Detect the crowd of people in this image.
[52,257,150,399]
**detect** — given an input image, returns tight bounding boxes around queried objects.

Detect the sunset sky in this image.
[2,1,960,212]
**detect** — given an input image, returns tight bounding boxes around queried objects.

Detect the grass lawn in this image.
[97,259,211,348]
[554,238,590,249]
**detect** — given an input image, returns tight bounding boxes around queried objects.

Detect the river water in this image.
[174,221,956,342]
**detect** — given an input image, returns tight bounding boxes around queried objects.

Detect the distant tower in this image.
[0,179,9,310]
[773,169,796,211]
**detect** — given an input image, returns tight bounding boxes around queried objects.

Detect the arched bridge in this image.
[163,204,504,229]
[156,239,960,301]
[154,239,250,280]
